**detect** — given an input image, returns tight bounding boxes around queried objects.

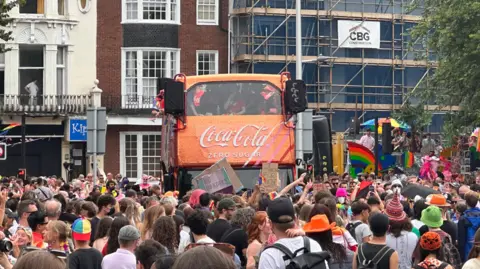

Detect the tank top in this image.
[356,243,395,268]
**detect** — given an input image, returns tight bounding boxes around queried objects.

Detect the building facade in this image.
[230,0,444,134]
[98,0,228,179]
[0,0,97,179]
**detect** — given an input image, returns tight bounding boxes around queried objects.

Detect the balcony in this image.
[103,95,157,115]
[0,94,92,116]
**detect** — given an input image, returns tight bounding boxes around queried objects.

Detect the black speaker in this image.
[382,123,393,154]
[285,80,307,114]
[158,78,174,94]
[312,115,333,177]
[164,80,185,115]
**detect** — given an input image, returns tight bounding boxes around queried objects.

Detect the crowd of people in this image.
[0,163,479,269]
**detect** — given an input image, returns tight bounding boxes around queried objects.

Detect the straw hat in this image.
[303,214,336,233]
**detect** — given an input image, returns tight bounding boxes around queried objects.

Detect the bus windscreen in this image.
[186,81,282,116]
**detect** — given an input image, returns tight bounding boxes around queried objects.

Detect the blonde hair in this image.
[119,198,141,225]
[141,205,165,240]
[49,221,71,243]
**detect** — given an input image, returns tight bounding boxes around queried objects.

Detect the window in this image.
[20,0,44,14]
[121,133,162,179]
[19,45,44,105]
[196,50,218,75]
[123,0,180,24]
[196,0,217,25]
[58,0,65,15]
[185,81,282,116]
[57,47,66,95]
[122,48,180,107]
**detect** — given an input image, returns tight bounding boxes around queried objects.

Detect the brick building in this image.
[97,0,228,180]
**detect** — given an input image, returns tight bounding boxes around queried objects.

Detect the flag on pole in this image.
[402,151,414,168]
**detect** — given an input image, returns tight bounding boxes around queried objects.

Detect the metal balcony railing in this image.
[0,94,92,115]
[103,95,156,115]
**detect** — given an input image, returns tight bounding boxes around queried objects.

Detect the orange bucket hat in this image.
[303,214,336,233]
[425,194,450,207]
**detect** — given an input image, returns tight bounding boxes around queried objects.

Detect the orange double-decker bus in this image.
[160,73,299,195]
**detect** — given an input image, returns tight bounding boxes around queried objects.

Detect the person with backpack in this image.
[259,197,329,269]
[347,201,372,244]
[352,213,398,269]
[457,191,480,262]
[417,205,463,269]
[414,232,453,269]
[303,214,354,269]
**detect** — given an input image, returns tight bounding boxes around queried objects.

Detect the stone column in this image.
[65,46,74,95]
[44,45,57,97]
[4,44,19,96]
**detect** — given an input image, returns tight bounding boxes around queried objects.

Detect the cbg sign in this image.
[338,20,380,49]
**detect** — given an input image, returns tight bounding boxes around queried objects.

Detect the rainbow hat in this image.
[72,218,91,241]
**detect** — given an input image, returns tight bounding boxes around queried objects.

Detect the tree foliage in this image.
[0,0,22,54]
[392,101,432,133]
[401,0,480,137]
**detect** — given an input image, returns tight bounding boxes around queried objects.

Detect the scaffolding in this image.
[230,0,446,132]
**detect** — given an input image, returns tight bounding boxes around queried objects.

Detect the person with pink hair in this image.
[188,189,206,207]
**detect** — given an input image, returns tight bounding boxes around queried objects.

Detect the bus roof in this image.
[179,73,287,89]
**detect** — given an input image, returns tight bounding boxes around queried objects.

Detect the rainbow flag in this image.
[402,151,414,168]
[347,142,382,177]
[258,173,266,185]
[268,192,278,200]
[1,123,20,131]
[477,135,480,152]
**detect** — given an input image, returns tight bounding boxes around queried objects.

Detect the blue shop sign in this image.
[69,119,87,142]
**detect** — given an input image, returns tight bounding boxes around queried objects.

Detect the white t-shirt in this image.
[25,81,38,96]
[386,231,418,269]
[259,236,328,269]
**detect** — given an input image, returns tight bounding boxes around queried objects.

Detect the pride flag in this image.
[1,123,20,131]
[402,151,414,168]
[0,123,20,136]
[258,173,266,185]
[347,142,382,177]
[477,135,480,152]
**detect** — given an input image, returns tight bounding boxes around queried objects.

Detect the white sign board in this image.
[338,20,380,49]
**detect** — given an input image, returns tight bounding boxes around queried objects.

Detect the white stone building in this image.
[0,0,98,180]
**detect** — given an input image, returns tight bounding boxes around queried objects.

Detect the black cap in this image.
[267,197,295,224]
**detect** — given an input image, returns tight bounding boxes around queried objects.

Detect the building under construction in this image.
[230,0,445,132]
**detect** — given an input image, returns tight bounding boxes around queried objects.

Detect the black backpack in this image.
[346,222,362,241]
[264,237,330,269]
[357,244,391,269]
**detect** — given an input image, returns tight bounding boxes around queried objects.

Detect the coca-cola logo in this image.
[200,125,272,148]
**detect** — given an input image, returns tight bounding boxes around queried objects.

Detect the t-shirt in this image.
[462,258,480,269]
[356,243,395,269]
[68,248,103,269]
[206,218,231,243]
[102,249,136,269]
[352,220,372,243]
[258,236,325,269]
[386,231,418,269]
[220,226,249,266]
